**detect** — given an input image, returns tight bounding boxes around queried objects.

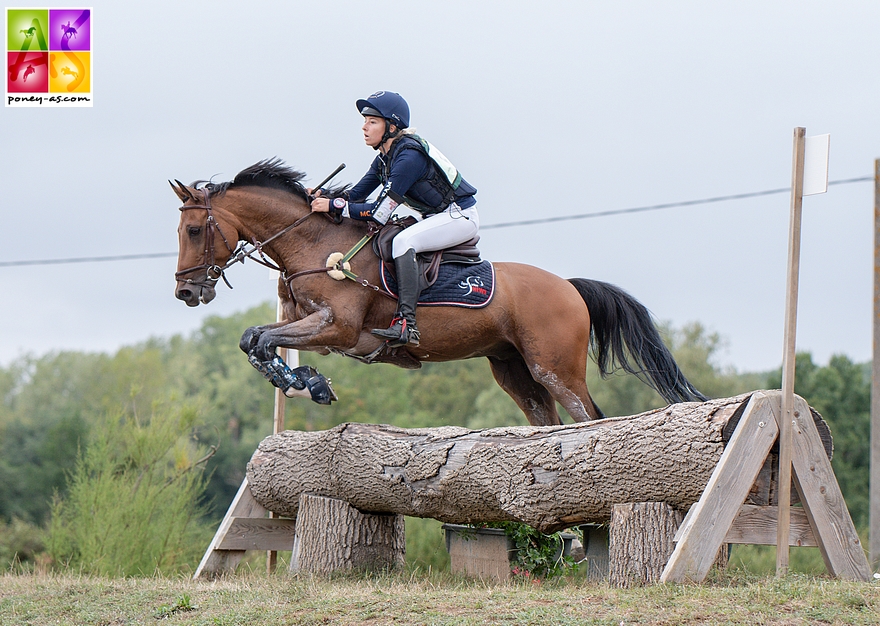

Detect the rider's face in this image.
[362,115,392,149]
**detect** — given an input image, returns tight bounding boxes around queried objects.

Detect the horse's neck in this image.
[225,189,367,272]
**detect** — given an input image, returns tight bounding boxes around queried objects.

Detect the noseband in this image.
[175,188,236,289]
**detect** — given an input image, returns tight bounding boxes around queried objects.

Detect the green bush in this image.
[0,517,45,571]
[45,403,213,576]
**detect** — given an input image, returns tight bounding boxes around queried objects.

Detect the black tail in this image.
[568,278,708,404]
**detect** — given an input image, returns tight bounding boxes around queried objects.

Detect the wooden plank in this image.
[193,477,269,579]
[790,396,872,581]
[219,517,297,551]
[661,393,779,583]
[726,504,816,546]
[676,503,816,546]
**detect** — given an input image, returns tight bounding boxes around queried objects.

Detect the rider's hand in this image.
[311,197,330,213]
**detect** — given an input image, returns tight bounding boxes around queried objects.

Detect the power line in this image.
[0,176,872,267]
[481,175,873,230]
[0,252,177,268]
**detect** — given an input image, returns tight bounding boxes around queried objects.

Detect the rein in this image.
[175,186,391,298]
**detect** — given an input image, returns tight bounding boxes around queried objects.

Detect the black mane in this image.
[191,158,316,201]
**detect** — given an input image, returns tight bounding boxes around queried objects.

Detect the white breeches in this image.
[391,204,480,259]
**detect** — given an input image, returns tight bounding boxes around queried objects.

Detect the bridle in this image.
[175,187,238,289]
[174,185,324,291]
[174,185,394,302]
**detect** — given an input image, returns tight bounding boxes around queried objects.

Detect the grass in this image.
[1,568,879,625]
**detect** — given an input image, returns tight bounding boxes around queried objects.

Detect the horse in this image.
[172,159,707,426]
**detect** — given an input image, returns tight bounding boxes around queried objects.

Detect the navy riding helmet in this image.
[356,91,410,129]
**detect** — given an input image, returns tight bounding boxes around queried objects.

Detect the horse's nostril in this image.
[176,288,193,301]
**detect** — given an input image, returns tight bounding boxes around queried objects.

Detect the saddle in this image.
[372,216,482,287]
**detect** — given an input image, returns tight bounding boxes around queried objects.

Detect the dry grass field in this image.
[2,569,880,625]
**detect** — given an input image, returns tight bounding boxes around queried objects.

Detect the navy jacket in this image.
[346,136,476,222]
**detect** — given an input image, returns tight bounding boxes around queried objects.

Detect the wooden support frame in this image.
[661,390,871,583]
[193,477,296,580]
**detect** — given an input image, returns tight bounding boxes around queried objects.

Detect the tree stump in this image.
[609,502,684,587]
[290,493,405,575]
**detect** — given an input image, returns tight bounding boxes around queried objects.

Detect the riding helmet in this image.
[356,91,410,129]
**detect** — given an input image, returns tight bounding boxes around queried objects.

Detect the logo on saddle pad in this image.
[380,260,495,309]
[459,275,488,297]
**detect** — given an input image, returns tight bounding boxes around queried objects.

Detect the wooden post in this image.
[267,293,299,574]
[777,126,806,576]
[872,157,880,571]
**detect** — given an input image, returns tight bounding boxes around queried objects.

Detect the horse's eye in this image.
[187,226,201,237]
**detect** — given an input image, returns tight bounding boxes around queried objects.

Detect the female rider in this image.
[310,91,479,348]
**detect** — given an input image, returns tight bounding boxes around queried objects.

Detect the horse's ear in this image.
[169,179,194,203]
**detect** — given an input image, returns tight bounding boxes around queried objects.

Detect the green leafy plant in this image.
[484,522,575,581]
[154,593,197,618]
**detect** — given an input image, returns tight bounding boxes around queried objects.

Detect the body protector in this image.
[379,135,467,215]
[338,135,477,225]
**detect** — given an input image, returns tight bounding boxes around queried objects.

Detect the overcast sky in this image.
[2,1,879,374]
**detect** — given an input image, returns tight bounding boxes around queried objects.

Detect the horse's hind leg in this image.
[487,354,561,426]
[525,359,605,422]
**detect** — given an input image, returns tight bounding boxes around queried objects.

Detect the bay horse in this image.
[172,159,707,426]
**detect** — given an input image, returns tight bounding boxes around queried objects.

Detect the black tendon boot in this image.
[372,248,421,347]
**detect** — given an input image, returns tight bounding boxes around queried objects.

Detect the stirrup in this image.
[372,317,420,348]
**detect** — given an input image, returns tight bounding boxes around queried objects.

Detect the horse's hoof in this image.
[239,327,261,354]
[251,336,276,363]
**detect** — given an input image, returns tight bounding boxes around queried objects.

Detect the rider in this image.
[311,91,479,348]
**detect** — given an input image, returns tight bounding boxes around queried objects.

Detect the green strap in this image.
[337,234,374,281]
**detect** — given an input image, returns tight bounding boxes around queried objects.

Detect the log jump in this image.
[196,391,869,583]
[246,393,830,533]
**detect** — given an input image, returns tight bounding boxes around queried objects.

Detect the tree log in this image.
[246,392,831,533]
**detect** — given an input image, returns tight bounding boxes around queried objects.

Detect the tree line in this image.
[0,302,871,574]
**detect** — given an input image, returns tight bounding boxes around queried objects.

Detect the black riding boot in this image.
[372,249,421,347]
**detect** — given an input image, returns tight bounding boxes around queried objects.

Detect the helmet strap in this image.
[377,119,400,151]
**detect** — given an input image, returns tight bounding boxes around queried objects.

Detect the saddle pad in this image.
[381,260,495,308]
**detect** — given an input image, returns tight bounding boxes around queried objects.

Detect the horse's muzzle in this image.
[175,281,216,307]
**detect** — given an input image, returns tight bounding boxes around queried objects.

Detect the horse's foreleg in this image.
[239,320,289,355]
[250,307,359,361]
[487,355,561,426]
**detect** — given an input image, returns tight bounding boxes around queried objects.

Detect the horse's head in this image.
[171,180,239,307]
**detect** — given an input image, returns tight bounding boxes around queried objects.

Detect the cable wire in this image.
[481,175,872,230]
[0,176,872,267]
[0,252,178,268]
